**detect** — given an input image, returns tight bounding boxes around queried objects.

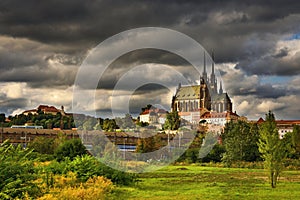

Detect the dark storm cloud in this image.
[96,49,195,90]
[0,98,28,114]
[0,59,78,88]
[131,84,168,95]
[1,0,300,117]
[0,0,298,44]
[236,49,300,76]
[272,48,289,58]
[111,49,189,67]
[0,36,80,88]
[231,83,288,99]
[1,0,300,77]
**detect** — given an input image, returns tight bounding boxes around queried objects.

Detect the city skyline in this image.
[1,1,300,120]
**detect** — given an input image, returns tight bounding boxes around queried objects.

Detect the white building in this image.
[139,108,167,125]
[200,111,240,126]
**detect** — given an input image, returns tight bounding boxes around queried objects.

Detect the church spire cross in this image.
[219,81,223,94]
[210,50,216,92]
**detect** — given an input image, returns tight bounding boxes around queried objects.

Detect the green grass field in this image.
[111,165,300,200]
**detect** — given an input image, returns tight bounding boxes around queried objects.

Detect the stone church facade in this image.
[171,52,233,124]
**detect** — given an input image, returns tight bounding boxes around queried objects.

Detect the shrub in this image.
[54,139,87,161]
[68,155,99,182]
[37,176,114,200]
[0,141,40,199]
[27,137,55,155]
[42,155,137,186]
[201,144,226,163]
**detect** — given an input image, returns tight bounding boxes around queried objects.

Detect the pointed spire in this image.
[219,81,223,94]
[203,51,207,83]
[210,50,216,91]
[211,51,215,75]
[203,51,206,74]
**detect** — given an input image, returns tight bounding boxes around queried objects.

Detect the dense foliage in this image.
[0,141,39,199]
[136,133,166,153]
[5,112,75,129]
[28,137,56,155]
[164,110,180,130]
[222,120,260,165]
[286,125,300,159]
[44,155,136,186]
[54,138,87,161]
[0,138,136,199]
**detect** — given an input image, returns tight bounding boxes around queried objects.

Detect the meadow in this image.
[111,165,300,200]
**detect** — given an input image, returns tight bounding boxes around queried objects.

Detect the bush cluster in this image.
[0,139,136,199]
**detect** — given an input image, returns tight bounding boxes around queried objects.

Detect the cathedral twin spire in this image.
[201,51,223,95]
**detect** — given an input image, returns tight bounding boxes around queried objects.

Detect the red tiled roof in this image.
[201,111,239,119]
[37,105,59,113]
[140,108,167,115]
[257,118,265,124]
[140,110,150,115]
[37,105,49,109]
[257,118,300,125]
[276,120,300,125]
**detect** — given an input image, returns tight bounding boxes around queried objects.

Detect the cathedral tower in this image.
[210,51,218,94]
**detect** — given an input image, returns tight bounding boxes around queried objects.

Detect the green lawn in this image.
[110,165,300,200]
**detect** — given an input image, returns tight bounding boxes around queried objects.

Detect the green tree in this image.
[68,155,99,182]
[222,121,260,165]
[258,111,288,188]
[136,137,156,153]
[202,144,226,163]
[291,125,300,158]
[176,131,205,163]
[0,113,5,123]
[136,120,149,127]
[54,139,87,161]
[0,141,39,199]
[103,118,117,132]
[45,119,53,129]
[164,110,180,130]
[27,137,55,154]
[198,132,220,162]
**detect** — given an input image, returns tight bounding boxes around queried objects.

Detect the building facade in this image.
[257,118,300,139]
[172,52,234,124]
[139,107,167,125]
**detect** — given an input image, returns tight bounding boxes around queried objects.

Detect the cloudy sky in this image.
[1,0,300,120]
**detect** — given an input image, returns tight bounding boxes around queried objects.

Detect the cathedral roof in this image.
[211,93,231,102]
[175,85,200,100]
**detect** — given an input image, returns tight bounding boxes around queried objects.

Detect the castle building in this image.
[171,52,234,124]
[23,105,66,116]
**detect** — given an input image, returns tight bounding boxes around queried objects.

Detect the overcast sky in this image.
[1,0,300,120]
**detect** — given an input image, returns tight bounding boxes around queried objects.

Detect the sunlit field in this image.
[111,165,300,200]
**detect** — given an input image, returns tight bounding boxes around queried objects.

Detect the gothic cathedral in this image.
[172,52,232,118]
